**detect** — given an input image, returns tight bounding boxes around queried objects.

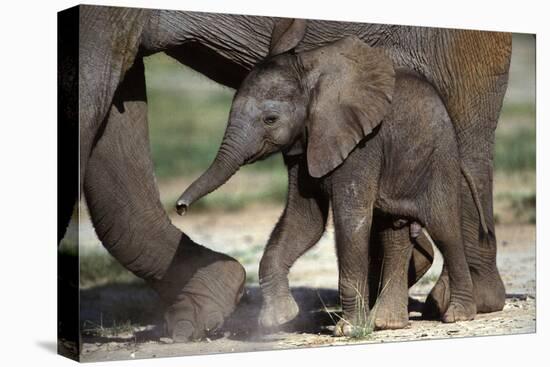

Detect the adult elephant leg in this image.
[462,173,506,312]
[424,114,507,317]
[421,31,511,314]
[460,150,506,312]
[84,57,245,342]
[259,156,329,329]
[424,173,505,317]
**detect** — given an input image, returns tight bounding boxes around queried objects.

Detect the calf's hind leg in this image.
[371,219,414,330]
[428,214,476,322]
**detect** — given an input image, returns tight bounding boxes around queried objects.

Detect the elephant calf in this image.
[176,23,482,335]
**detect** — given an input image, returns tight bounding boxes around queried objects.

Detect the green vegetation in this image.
[495,122,535,172]
[144,53,288,211]
[79,251,141,287]
[416,272,440,286]
[509,192,536,224]
[161,168,288,213]
[144,53,286,180]
[495,190,536,224]
[495,101,535,173]
[500,102,536,120]
[348,294,375,340]
[82,318,136,338]
[493,99,535,223]
[317,285,375,340]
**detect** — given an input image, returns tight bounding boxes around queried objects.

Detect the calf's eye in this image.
[264,115,279,125]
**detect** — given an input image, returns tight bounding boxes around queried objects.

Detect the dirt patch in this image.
[80,291,535,362]
[78,205,536,362]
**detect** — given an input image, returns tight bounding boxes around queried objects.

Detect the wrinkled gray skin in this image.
[66,5,510,341]
[177,28,485,333]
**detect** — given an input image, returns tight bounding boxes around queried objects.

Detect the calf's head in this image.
[176,19,395,215]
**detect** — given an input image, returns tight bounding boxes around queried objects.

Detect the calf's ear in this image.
[300,36,395,178]
[269,18,307,56]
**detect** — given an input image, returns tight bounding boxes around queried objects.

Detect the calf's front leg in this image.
[332,185,376,337]
[259,156,329,329]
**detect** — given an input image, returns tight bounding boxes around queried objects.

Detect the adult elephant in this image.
[61,5,510,341]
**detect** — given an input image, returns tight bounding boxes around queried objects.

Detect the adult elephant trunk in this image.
[84,58,246,341]
[176,125,252,215]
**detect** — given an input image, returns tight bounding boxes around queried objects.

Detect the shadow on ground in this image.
[80,280,534,346]
[224,287,340,341]
[80,283,342,343]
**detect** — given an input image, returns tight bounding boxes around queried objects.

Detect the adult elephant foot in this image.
[424,274,476,323]
[459,164,506,314]
[149,242,246,342]
[258,294,299,329]
[471,268,506,313]
[423,265,505,319]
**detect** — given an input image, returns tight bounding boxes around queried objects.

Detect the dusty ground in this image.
[77,205,536,362]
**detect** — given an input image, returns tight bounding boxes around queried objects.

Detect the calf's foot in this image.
[333,305,370,337]
[149,242,246,342]
[372,278,409,330]
[334,319,354,337]
[259,294,299,329]
[333,314,371,337]
[422,271,450,319]
[374,303,409,330]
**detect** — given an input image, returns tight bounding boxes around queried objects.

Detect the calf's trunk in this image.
[176,127,249,215]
